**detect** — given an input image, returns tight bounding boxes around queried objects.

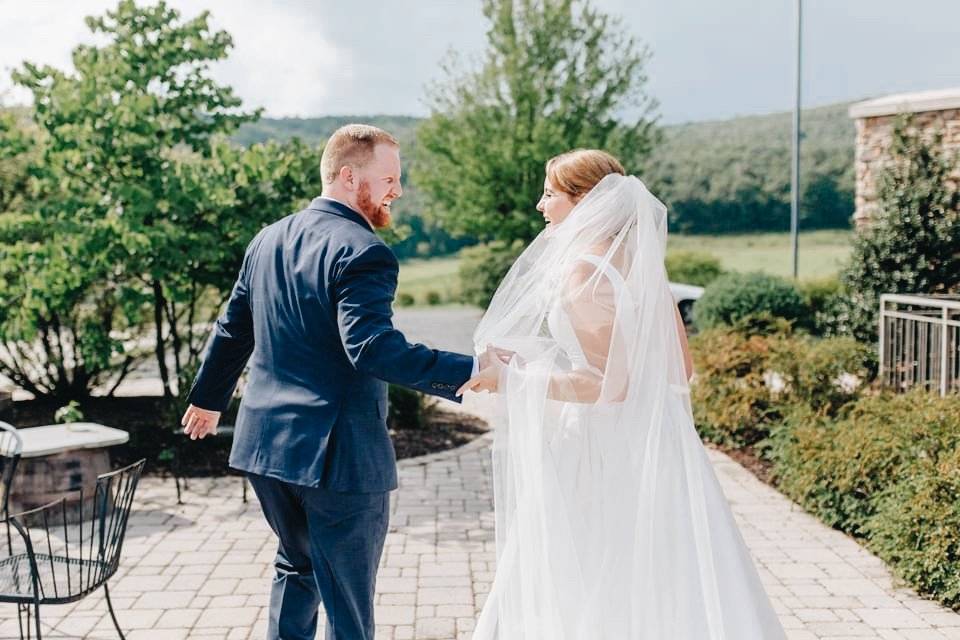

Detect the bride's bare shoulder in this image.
[586,240,613,257]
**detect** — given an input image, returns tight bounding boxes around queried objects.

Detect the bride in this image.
[458,150,786,639]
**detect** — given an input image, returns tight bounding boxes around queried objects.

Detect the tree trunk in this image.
[153,280,173,398]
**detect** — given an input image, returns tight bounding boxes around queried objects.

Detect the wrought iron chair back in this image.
[0,422,23,559]
[0,422,23,524]
[0,458,145,640]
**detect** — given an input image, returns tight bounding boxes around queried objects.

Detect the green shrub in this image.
[768,335,876,416]
[797,276,846,335]
[458,240,526,308]
[396,292,416,307]
[770,389,960,536]
[692,320,873,449]
[798,276,841,313]
[387,385,434,431]
[425,290,443,306]
[866,447,960,608]
[664,250,725,287]
[690,322,790,447]
[694,272,807,331]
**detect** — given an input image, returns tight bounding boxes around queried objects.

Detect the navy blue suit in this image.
[188,197,473,639]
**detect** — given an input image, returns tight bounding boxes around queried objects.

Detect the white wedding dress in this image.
[468,175,786,639]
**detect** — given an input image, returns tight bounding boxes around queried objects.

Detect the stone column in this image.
[849,88,960,228]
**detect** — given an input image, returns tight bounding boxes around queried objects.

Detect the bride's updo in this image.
[545,149,625,201]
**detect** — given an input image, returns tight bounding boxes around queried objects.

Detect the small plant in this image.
[388,385,434,431]
[54,400,84,424]
[425,290,443,306]
[770,389,960,537]
[396,292,416,307]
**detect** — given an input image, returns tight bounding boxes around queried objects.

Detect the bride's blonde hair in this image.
[546,149,625,201]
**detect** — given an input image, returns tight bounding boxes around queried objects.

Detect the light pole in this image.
[790,0,803,279]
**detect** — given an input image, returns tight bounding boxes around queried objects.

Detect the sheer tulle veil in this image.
[467,174,785,639]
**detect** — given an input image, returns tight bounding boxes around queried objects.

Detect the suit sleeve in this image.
[335,243,473,402]
[186,243,257,412]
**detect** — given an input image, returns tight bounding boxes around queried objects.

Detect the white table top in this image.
[17,423,130,459]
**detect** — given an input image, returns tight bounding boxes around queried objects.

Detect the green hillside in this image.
[234,102,857,238]
[234,115,421,148]
[645,102,855,233]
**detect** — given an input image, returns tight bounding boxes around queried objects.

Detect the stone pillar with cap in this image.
[849,87,960,229]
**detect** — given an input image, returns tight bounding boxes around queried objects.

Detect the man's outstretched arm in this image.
[336,243,473,401]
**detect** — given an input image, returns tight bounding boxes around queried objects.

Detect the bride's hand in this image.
[456,357,504,396]
[479,345,515,369]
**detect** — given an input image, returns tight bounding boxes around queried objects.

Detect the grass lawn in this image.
[396,229,854,306]
[396,254,462,306]
[667,229,853,280]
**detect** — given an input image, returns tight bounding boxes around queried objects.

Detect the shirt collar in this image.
[315,195,375,231]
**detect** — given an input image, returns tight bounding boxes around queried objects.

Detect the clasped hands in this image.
[456,345,515,396]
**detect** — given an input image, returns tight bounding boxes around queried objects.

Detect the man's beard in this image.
[356,180,392,229]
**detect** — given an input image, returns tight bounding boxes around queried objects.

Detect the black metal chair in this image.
[0,422,23,525]
[0,458,146,639]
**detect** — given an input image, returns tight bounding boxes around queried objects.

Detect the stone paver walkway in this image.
[1,429,959,639]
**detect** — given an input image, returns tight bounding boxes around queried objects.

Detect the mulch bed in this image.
[707,441,775,485]
[390,406,489,460]
[8,396,489,476]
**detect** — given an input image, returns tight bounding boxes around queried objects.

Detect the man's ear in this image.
[339,165,355,190]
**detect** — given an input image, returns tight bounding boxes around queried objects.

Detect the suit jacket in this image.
[187,197,474,492]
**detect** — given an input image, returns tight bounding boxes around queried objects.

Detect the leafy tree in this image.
[2,1,323,401]
[0,109,38,214]
[0,103,140,400]
[161,139,322,396]
[414,0,659,244]
[11,0,259,399]
[837,117,960,342]
[0,206,139,399]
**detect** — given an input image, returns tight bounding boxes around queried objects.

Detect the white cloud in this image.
[166,0,345,116]
[0,0,346,116]
[0,0,110,105]
[3,1,959,122]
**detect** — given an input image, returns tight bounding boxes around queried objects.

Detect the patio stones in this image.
[0,429,958,639]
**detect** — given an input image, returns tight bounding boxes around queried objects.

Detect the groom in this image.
[181,124,491,639]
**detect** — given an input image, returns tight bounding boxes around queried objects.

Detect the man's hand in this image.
[181,404,222,440]
[457,357,505,396]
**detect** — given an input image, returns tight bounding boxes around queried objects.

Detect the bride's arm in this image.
[674,305,694,381]
[545,261,617,403]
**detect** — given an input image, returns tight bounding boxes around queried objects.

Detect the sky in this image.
[1,0,959,125]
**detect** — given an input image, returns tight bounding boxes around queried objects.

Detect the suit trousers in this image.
[246,473,390,640]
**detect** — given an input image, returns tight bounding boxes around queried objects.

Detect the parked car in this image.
[669,282,704,329]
